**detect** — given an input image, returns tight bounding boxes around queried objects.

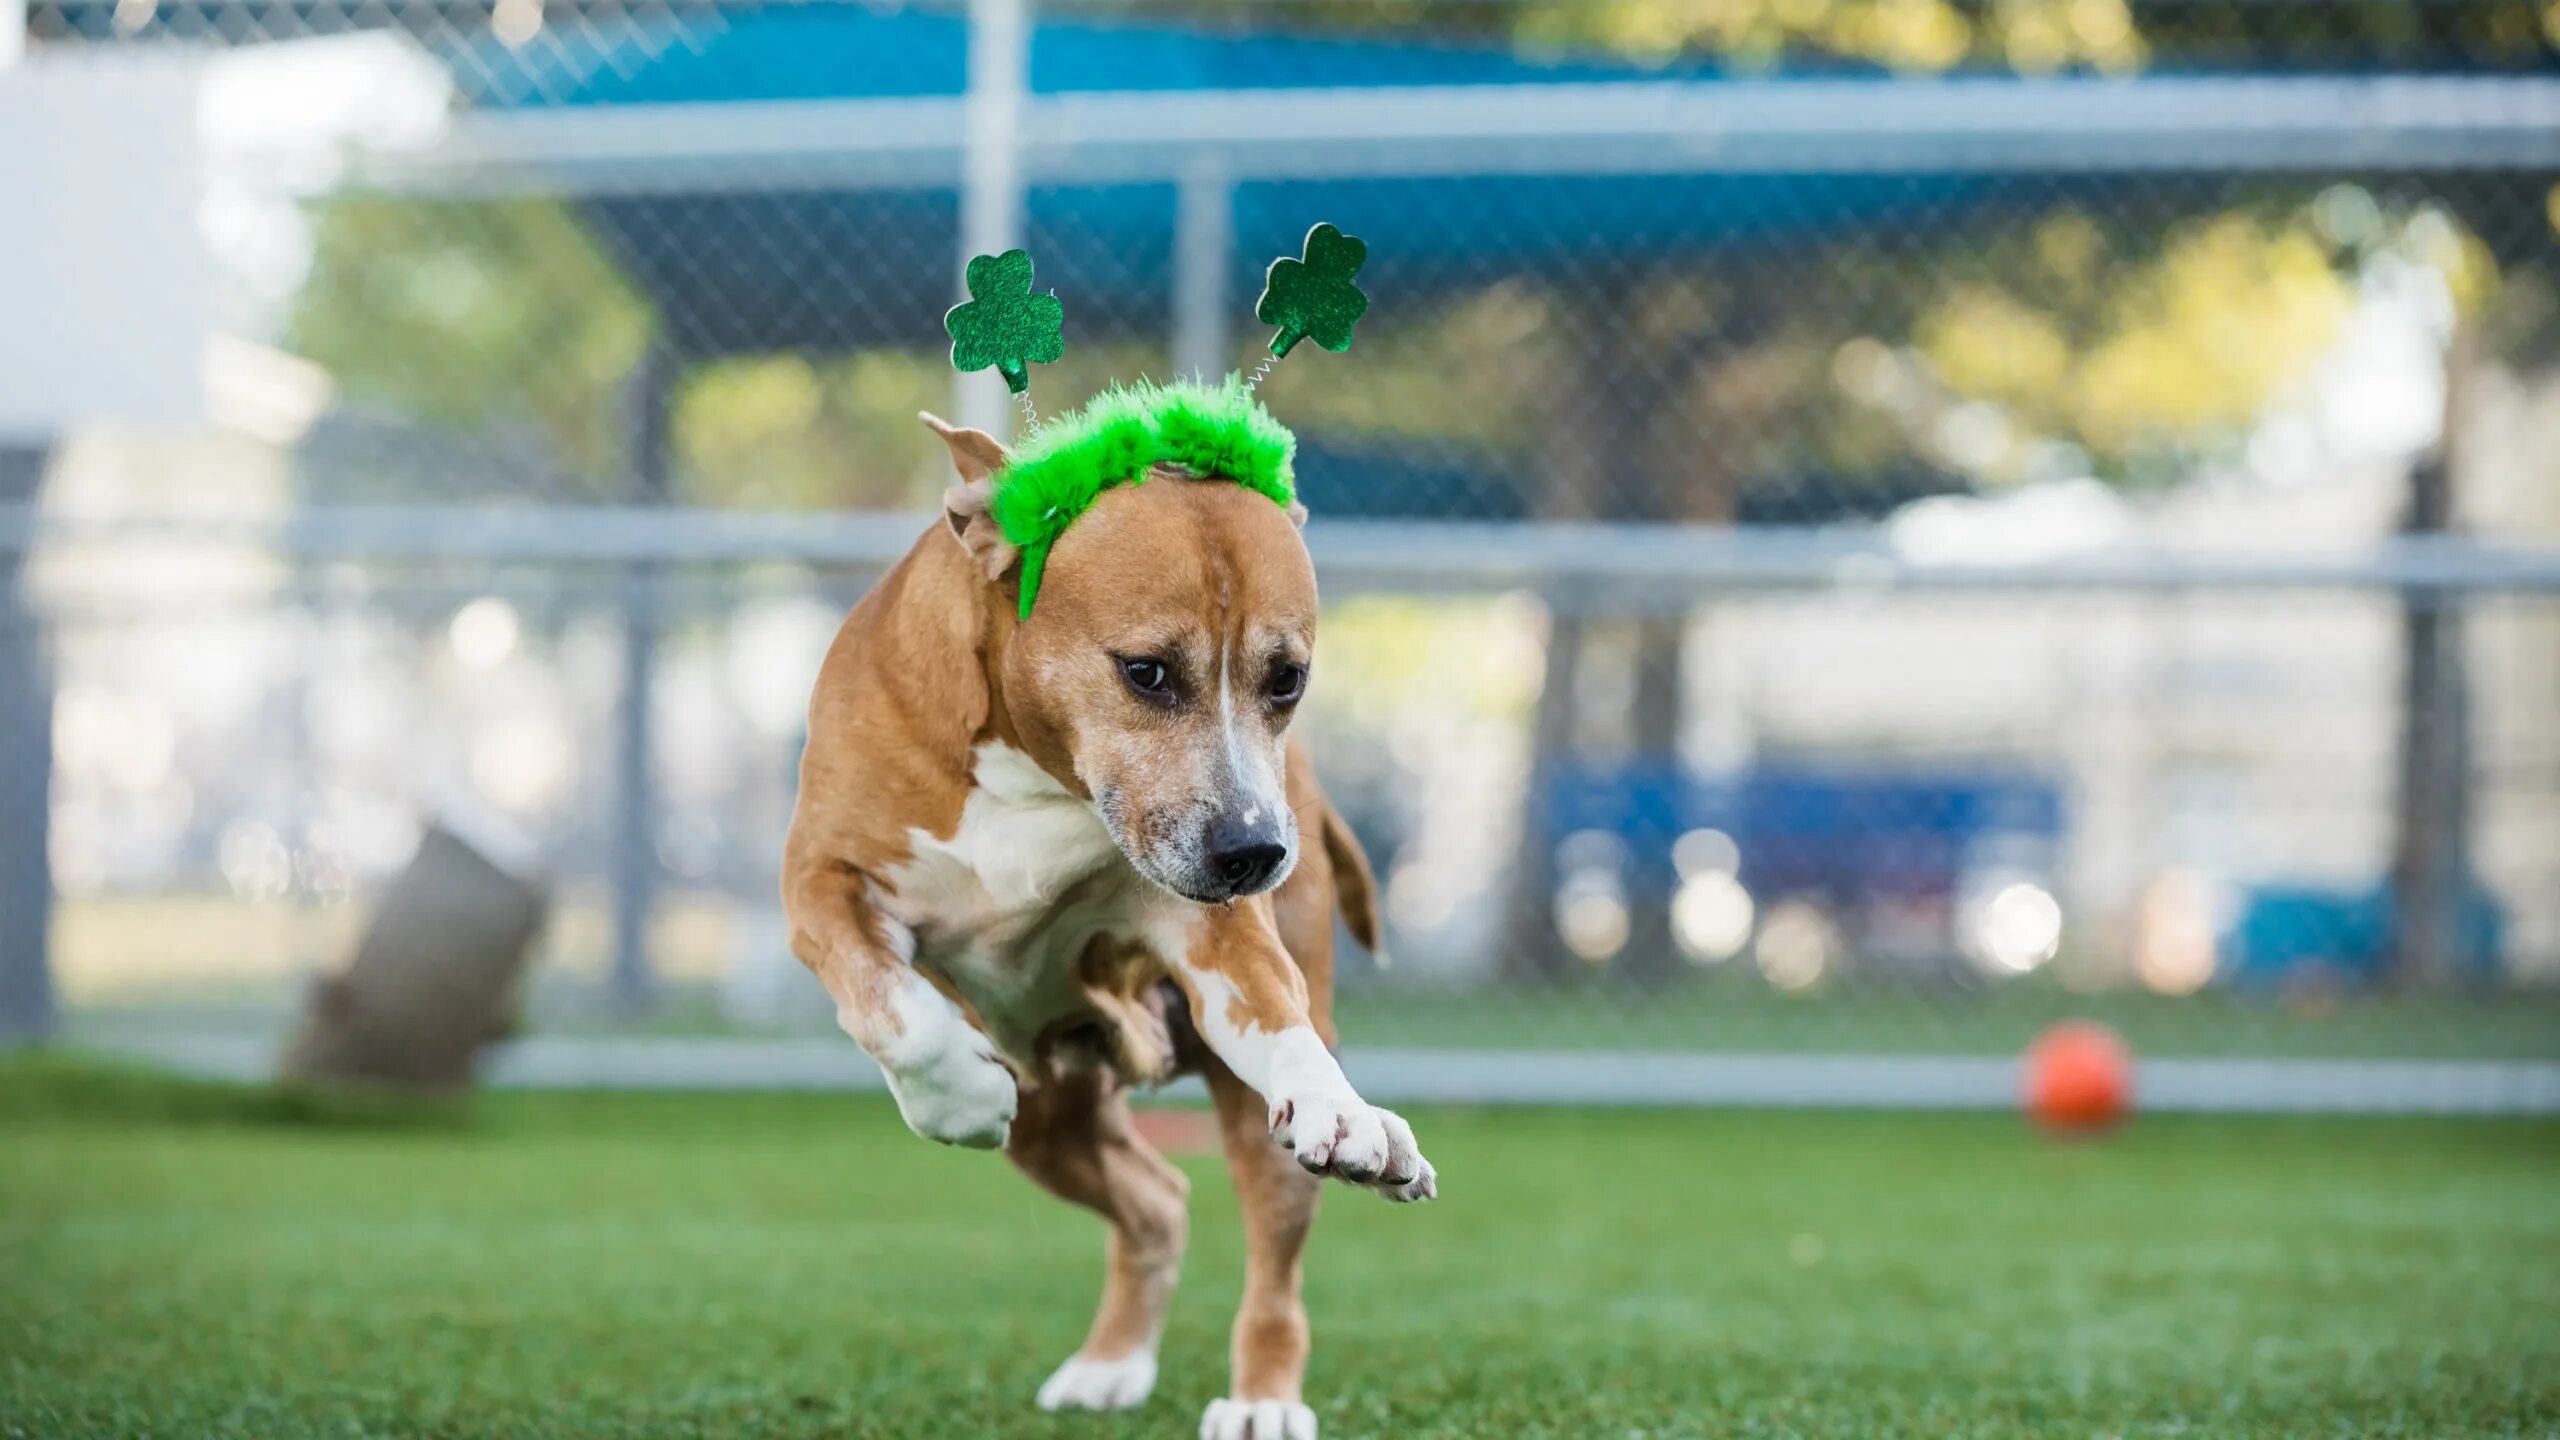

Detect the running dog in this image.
[782,411,1433,1440]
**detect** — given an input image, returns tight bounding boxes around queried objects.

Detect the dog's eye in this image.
[1118,656,1173,700]
[1267,663,1308,706]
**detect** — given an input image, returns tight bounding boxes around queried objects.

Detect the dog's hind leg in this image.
[1198,1060,1324,1440]
[1009,1067,1190,1414]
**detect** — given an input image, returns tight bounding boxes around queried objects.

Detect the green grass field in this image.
[3,1054,2555,1439]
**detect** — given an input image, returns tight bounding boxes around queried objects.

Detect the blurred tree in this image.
[1511,0,2141,74]
[1141,0,2555,72]
[290,198,650,495]
[293,200,969,511]
[675,352,946,510]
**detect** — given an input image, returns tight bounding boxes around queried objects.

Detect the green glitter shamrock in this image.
[945,249,1065,394]
[1256,222,1368,359]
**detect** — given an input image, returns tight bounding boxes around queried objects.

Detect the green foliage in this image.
[1901,196,2353,480]
[1894,190,2530,485]
[991,376,1296,619]
[293,199,966,509]
[1118,0,2557,73]
[674,351,949,510]
[288,197,649,490]
[1257,223,1371,358]
[944,249,1066,394]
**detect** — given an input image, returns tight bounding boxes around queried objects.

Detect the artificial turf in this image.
[2,1053,2554,1439]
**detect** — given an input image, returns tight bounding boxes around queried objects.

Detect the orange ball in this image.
[2024,1021,2132,1136]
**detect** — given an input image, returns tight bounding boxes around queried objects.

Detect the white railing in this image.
[345,75,2560,196]
[10,505,2560,594]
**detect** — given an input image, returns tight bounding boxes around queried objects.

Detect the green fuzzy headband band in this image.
[990,376,1296,621]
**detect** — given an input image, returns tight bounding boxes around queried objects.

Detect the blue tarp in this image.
[465,7,1996,357]
[1545,759,2065,905]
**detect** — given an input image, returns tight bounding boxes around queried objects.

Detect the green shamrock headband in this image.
[943,222,1370,620]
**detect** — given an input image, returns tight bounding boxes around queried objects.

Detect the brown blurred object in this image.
[282,824,546,1093]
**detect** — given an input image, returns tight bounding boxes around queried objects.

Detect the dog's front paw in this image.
[1200,1396,1316,1440]
[1036,1351,1157,1411]
[1267,1091,1436,1201]
[881,1042,1017,1149]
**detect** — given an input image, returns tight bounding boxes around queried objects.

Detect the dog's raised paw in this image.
[1369,1148,1437,1204]
[1035,1351,1156,1411]
[1361,1106,1435,1201]
[1200,1396,1316,1440]
[1270,1093,1433,1199]
[881,1043,1017,1149]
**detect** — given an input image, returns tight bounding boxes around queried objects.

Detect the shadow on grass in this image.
[0,1048,477,1131]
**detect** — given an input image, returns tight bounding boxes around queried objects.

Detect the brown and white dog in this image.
[782,413,1435,1440]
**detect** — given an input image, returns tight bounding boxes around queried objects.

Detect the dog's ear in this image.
[940,478,1019,582]
[920,412,1018,581]
[921,410,1007,485]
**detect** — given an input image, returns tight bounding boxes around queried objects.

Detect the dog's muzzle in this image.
[1194,809,1294,902]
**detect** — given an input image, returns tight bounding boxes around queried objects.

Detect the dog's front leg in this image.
[1167,902,1435,1203]
[786,859,1016,1149]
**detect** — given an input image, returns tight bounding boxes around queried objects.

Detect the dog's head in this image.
[927,413,1315,904]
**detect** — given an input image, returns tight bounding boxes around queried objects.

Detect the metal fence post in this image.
[958,0,1030,440]
[1174,150,1233,382]
[609,338,677,1012]
[2391,337,2479,990]
[0,4,49,1044]
[0,444,54,1044]
[2391,468,2473,989]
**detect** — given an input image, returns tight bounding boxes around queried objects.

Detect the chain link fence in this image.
[8,0,2559,1095]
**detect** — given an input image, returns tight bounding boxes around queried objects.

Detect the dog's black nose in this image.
[1209,840,1288,893]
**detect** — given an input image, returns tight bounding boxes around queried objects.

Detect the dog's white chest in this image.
[896,743,1122,920]
[874,743,1166,1060]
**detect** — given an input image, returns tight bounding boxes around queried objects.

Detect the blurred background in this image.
[4,0,2557,1103]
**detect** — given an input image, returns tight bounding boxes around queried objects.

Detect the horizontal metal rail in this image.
[332,74,2560,196]
[11,505,2560,594]
[64,1028,2560,1114]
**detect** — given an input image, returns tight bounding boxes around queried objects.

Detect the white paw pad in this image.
[1269,1094,1436,1201]
[1035,1351,1157,1411]
[1200,1396,1317,1440]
